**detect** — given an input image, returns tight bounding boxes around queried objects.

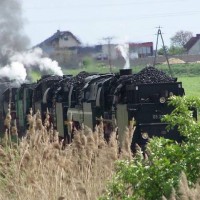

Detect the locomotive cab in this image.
[125,82,185,151]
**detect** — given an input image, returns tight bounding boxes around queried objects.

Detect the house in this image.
[129,42,153,58]
[37,30,81,54]
[78,44,118,60]
[185,34,200,55]
[95,44,118,60]
[89,42,154,61]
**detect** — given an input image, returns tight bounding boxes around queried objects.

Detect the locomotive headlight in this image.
[159,97,166,103]
[141,132,149,140]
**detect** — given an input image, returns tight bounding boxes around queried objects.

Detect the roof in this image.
[129,42,153,47]
[184,34,200,50]
[38,30,81,46]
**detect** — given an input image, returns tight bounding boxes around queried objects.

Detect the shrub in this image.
[101,96,200,200]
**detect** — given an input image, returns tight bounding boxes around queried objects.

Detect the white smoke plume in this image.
[0,62,27,82]
[116,43,130,69]
[11,47,63,75]
[0,48,63,83]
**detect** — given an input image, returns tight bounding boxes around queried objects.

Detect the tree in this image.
[170,30,193,48]
[157,45,169,55]
[168,46,186,55]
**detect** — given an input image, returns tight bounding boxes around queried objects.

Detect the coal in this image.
[65,67,175,105]
[65,71,92,105]
[65,71,90,89]
[117,66,175,86]
[111,66,176,97]
[132,66,175,84]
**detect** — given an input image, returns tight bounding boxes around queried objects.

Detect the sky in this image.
[21,0,200,48]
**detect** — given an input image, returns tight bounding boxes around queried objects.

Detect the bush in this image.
[101,96,200,200]
[82,57,94,68]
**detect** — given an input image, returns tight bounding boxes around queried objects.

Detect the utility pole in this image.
[103,36,114,73]
[154,26,173,77]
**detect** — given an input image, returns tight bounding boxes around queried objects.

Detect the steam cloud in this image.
[116,43,130,69]
[0,48,63,83]
[0,62,27,82]
[0,0,63,84]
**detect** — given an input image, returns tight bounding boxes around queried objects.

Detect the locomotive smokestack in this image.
[120,69,132,76]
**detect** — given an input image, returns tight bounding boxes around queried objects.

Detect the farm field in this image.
[178,76,200,98]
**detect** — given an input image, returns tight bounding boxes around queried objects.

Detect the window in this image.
[63,36,68,41]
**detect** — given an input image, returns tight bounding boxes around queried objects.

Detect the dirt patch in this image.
[163,58,185,64]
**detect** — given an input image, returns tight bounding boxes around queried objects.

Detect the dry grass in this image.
[163,172,200,200]
[0,109,134,200]
[1,108,200,200]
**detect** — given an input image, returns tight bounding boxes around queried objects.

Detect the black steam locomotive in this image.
[0,66,186,150]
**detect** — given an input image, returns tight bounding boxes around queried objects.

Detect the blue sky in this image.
[22,0,200,48]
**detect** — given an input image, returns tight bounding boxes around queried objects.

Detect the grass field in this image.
[178,76,200,98]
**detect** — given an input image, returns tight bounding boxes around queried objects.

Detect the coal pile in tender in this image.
[66,71,91,89]
[132,66,175,84]
[117,66,176,85]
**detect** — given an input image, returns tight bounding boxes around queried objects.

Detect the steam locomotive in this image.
[0,66,186,150]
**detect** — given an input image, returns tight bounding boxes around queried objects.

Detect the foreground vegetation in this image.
[101,96,200,199]
[0,109,133,200]
[0,97,200,199]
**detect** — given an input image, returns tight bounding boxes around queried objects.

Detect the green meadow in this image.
[178,76,200,98]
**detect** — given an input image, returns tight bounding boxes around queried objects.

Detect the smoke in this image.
[116,43,130,69]
[0,48,63,84]
[0,0,63,84]
[0,62,27,83]
[11,48,63,76]
[0,0,30,65]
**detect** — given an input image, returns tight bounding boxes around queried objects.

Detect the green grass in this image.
[178,76,200,98]
[63,65,119,75]
[31,71,41,82]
